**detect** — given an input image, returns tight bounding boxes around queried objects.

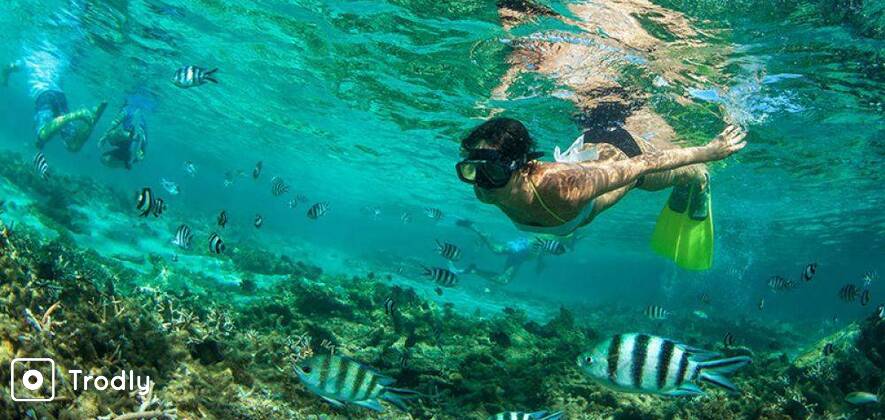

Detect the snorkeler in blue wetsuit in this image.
[97,91,155,170]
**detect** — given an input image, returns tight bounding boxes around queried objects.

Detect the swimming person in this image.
[456,118,746,270]
[466,1,745,270]
[98,90,155,170]
[5,2,107,153]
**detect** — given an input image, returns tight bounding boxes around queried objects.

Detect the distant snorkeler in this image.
[3,2,107,153]
[456,118,745,271]
[456,221,583,285]
[98,91,155,170]
[460,2,748,270]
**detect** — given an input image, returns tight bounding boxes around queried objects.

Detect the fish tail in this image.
[204,68,219,83]
[697,356,752,394]
[382,387,420,411]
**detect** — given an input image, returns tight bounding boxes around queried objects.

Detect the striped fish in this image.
[152,197,166,217]
[208,233,225,254]
[487,411,563,420]
[136,187,154,217]
[253,161,263,179]
[801,263,817,282]
[822,343,834,356]
[400,212,412,224]
[33,151,49,179]
[862,271,878,288]
[577,333,752,396]
[533,238,566,255]
[217,210,228,228]
[294,354,417,412]
[436,240,462,261]
[839,284,858,302]
[860,289,871,306]
[644,305,669,320]
[254,214,264,229]
[171,66,218,88]
[423,267,457,287]
[271,176,289,197]
[723,333,736,347]
[768,275,794,291]
[172,224,193,249]
[307,202,329,220]
[424,207,444,220]
[384,297,396,316]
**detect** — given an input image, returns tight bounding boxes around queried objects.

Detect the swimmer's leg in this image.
[37,98,107,151]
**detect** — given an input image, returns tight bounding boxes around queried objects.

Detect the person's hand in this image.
[704,125,747,161]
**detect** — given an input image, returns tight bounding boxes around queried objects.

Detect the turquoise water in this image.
[0,0,883,417]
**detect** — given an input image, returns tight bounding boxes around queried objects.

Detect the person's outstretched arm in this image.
[535,125,746,209]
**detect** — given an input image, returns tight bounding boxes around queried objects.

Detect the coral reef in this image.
[0,154,882,418]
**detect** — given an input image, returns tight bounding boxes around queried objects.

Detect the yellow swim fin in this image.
[650,177,713,271]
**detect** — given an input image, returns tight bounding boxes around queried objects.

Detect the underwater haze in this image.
[0,0,883,418]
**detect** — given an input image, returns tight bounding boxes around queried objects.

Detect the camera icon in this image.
[10,358,55,402]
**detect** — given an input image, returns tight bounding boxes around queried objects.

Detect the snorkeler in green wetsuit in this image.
[456,118,746,270]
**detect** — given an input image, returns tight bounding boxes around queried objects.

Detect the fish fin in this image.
[698,356,752,394]
[320,396,345,408]
[665,384,704,397]
[205,68,219,75]
[353,399,383,412]
[204,75,219,84]
[532,411,564,420]
[381,388,419,412]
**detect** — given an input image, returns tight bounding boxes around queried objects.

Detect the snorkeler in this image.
[465,1,746,270]
[456,118,746,270]
[457,222,583,285]
[4,2,107,153]
[97,91,155,170]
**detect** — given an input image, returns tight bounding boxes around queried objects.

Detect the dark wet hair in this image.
[461,117,535,163]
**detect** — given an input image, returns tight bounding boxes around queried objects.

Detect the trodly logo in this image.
[10,357,152,402]
[10,358,56,402]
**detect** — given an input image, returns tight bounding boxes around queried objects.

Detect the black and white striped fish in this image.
[151,197,166,217]
[822,342,834,356]
[862,271,878,288]
[136,187,155,217]
[423,267,457,287]
[307,202,329,220]
[384,297,396,316]
[577,333,752,396]
[253,161,263,179]
[171,66,218,88]
[217,210,228,228]
[487,411,563,420]
[33,151,49,179]
[400,212,412,224]
[723,333,736,347]
[254,214,264,229]
[839,284,858,302]
[860,289,871,306]
[533,238,566,255]
[801,263,817,282]
[172,224,193,249]
[208,233,225,254]
[435,241,462,261]
[271,176,289,197]
[644,305,669,320]
[424,207,444,220]
[768,275,794,291]
[293,354,418,412]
